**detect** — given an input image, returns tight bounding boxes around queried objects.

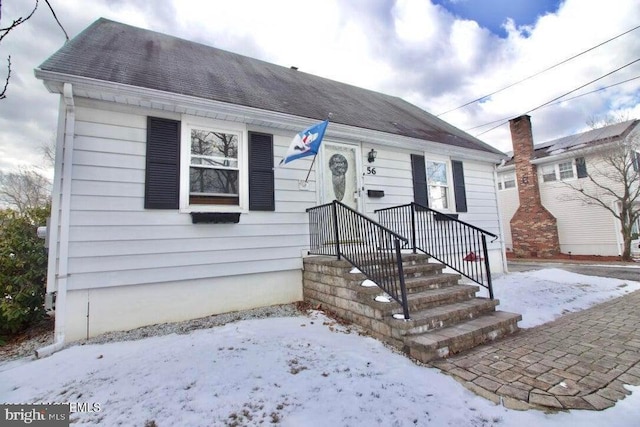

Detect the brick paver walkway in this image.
[430,289,640,411]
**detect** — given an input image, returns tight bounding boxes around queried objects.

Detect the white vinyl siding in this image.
[363,150,503,252]
[63,98,507,292]
[66,100,310,291]
[497,154,626,256]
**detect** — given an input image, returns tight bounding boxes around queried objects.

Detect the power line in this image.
[473,58,640,137]
[464,74,640,132]
[437,24,640,117]
[545,75,640,107]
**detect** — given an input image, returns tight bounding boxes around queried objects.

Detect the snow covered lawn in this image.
[1,269,639,426]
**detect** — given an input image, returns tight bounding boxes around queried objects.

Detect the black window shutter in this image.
[410,154,428,207]
[576,157,588,178]
[451,160,467,213]
[145,117,181,209]
[248,132,275,211]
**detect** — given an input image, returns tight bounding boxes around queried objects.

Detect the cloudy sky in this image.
[0,0,639,174]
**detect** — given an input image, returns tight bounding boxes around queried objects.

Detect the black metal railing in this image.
[307,201,411,319]
[375,202,497,299]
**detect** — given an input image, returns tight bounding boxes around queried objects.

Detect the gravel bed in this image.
[1,304,304,363]
[77,303,303,346]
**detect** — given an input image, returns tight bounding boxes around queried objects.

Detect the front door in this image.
[321,142,361,211]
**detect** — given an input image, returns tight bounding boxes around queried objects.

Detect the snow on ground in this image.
[491,268,640,328]
[1,269,639,426]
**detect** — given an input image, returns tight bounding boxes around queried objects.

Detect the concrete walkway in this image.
[430,289,640,411]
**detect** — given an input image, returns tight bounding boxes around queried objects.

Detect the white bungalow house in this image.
[36,18,509,346]
[497,116,640,257]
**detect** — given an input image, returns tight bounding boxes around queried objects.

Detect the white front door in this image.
[321,142,361,211]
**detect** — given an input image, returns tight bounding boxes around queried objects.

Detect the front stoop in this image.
[303,254,521,363]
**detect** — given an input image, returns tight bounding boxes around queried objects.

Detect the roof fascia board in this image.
[35,69,503,163]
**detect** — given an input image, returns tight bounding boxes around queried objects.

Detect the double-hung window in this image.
[189,129,240,205]
[145,116,275,213]
[426,160,449,210]
[558,161,574,180]
[411,155,467,212]
[540,159,584,184]
[179,117,248,211]
[498,172,516,190]
[541,164,557,182]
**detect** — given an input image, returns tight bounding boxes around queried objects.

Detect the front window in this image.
[426,160,449,210]
[180,117,247,211]
[190,129,239,205]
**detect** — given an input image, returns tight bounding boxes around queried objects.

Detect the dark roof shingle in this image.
[39,18,502,155]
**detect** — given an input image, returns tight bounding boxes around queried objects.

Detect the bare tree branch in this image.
[0,1,38,100]
[0,55,10,100]
[0,166,52,213]
[43,0,68,41]
[0,0,69,100]
[559,120,640,260]
[0,0,38,43]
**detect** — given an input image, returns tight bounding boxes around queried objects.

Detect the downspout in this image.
[493,166,509,274]
[36,83,75,358]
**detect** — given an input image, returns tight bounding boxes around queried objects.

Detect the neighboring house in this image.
[497,115,640,257]
[36,18,507,344]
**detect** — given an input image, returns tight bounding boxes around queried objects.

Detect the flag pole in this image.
[304,154,317,183]
[303,113,332,183]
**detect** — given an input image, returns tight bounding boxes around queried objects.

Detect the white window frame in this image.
[425,156,453,211]
[179,116,249,212]
[540,160,579,184]
[541,164,557,182]
[558,161,574,180]
[497,172,516,191]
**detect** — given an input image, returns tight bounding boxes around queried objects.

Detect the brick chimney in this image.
[509,115,560,258]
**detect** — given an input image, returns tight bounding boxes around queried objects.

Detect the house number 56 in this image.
[366,166,376,175]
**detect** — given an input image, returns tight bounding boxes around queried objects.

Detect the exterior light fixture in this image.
[368,149,377,163]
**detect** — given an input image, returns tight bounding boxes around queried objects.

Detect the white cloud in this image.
[0,0,638,170]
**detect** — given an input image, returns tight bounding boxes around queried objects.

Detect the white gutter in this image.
[36,83,75,358]
[44,96,66,294]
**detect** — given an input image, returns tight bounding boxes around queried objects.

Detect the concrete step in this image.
[403,273,460,293]
[405,311,522,362]
[356,273,461,296]
[392,298,500,336]
[343,252,431,269]
[366,284,479,315]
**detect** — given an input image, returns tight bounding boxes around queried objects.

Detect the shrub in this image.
[0,206,49,337]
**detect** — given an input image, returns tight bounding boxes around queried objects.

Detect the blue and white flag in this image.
[279,120,329,165]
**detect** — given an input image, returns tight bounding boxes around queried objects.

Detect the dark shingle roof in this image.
[38,18,501,155]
